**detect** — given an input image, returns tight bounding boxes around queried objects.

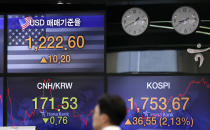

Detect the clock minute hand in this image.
[125,21,135,29]
[125,17,140,29]
[178,19,185,23]
[174,22,182,27]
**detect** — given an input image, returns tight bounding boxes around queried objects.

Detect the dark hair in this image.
[98,94,127,126]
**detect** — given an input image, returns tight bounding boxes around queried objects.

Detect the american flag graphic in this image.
[7,14,104,73]
[19,16,33,30]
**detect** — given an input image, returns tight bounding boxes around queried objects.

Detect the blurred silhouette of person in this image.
[92,94,127,130]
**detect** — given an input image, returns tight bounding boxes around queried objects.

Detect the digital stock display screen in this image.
[0,78,3,126]
[0,15,4,73]
[7,13,104,73]
[7,76,104,130]
[108,76,210,130]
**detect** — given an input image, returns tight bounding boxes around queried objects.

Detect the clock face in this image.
[172,6,199,35]
[122,7,149,36]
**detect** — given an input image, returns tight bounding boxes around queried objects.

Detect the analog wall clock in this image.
[122,7,149,36]
[172,6,199,35]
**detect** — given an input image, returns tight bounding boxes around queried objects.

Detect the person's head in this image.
[92,94,127,130]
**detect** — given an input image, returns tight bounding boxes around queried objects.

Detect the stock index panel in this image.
[0,78,3,126]
[7,76,104,130]
[7,13,104,73]
[108,76,210,130]
[0,15,3,73]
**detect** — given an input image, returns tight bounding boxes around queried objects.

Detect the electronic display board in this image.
[7,13,104,73]
[7,76,104,130]
[108,76,210,130]
[0,78,3,126]
[0,15,4,73]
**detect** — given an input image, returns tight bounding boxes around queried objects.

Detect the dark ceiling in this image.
[0,0,208,5]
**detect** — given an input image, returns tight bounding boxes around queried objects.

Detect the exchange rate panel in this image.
[7,76,104,130]
[108,76,210,130]
[0,78,3,126]
[7,13,104,73]
[0,15,4,73]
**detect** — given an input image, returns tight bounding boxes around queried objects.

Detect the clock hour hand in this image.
[174,17,190,27]
[178,17,189,23]
[135,17,140,22]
